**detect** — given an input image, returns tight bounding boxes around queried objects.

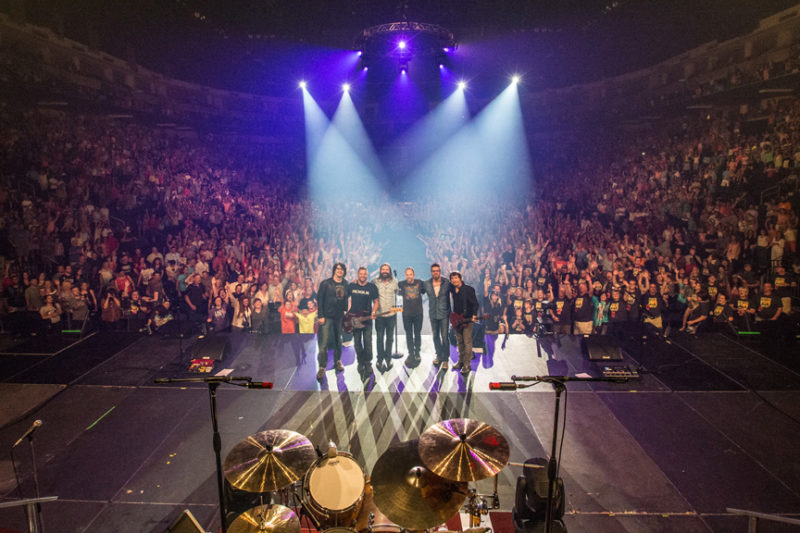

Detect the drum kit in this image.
[222,418,510,533]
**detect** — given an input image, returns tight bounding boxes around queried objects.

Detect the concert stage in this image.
[1,329,799,532]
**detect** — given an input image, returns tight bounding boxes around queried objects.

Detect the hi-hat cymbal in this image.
[371,440,468,530]
[229,504,300,533]
[224,429,317,492]
[418,418,509,482]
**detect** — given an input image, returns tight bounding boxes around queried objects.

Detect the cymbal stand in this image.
[464,475,500,528]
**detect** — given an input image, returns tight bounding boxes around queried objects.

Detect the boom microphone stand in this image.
[391,269,403,359]
[154,375,273,533]
[491,374,632,533]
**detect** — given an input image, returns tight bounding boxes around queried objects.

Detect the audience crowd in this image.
[0,94,798,341]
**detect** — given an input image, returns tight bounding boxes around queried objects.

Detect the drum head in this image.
[308,455,365,510]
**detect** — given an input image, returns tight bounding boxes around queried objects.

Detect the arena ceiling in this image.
[6,0,799,95]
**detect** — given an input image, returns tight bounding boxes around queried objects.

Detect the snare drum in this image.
[304,452,366,528]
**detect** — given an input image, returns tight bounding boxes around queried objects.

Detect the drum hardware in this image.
[418,419,509,482]
[228,503,300,533]
[462,474,501,529]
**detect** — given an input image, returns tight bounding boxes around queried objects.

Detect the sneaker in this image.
[335,361,345,372]
[432,358,441,366]
[441,361,448,370]
[382,358,393,371]
[316,367,325,380]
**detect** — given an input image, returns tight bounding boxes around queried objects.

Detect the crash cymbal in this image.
[229,504,301,533]
[224,429,317,492]
[371,440,468,530]
[418,418,509,482]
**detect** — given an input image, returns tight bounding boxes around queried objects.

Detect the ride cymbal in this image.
[418,418,509,482]
[228,504,301,533]
[224,429,317,493]
[371,440,467,530]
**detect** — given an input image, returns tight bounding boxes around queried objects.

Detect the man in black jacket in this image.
[316,262,348,380]
[449,271,478,377]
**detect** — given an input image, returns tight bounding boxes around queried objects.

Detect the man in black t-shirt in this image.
[711,293,735,332]
[572,282,594,335]
[398,267,424,366]
[731,286,754,330]
[772,265,795,315]
[316,262,349,380]
[348,267,379,373]
[755,282,782,322]
[184,273,208,326]
[640,282,667,331]
[550,284,572,335]
[606,286,628,337]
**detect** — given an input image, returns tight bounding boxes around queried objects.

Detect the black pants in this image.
[317,317,343,367]
[375,315,395,361]
[402,313,423,357]
[353,321,373,365]
[430,317,449,360]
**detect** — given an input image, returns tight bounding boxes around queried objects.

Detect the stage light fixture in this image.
[457,80,467,90]
[398,40,407,49]
[511,74,521,85]
[299,81,307,89]
[342,83,350,92]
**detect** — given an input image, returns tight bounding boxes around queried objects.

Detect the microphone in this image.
[153,378,170,384]
[13,420,42,448]
[511,375,539,381]
[246,381,274,389]
[489,382,518,391]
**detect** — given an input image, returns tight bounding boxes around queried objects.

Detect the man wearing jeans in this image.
[373,263,399,371]
[423,264,451,369]
[316,263,348,380]
[449,271,478,377]
[348,267,379,374]
[398,267,424,366]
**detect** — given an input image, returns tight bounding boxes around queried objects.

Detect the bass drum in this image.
[355,480,404,533]
[304,452,366,529]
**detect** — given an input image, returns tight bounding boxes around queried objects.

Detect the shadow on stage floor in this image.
[1,329,799,532]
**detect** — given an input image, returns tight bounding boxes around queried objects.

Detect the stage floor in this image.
[1,328,800,532]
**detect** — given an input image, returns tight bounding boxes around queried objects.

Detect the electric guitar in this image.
[449,312,490,332]
[343,307,403,333]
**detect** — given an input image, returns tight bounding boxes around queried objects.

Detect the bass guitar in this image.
[449,313,490,332]
[343,307,403,333]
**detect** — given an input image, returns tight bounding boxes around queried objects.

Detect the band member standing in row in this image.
[316,262,348,380]
[423,263,451,369]
[348,267,379,374]
[398,267,424,367]
[374,263,399,371]
[448,271,478,377]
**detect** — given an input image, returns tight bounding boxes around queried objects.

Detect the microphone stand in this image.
[154,376,260,533]
[508,374,630,533]
[392,270,403,359]
[29,433,43,532]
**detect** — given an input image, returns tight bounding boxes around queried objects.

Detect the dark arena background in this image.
[2,0,800,532]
